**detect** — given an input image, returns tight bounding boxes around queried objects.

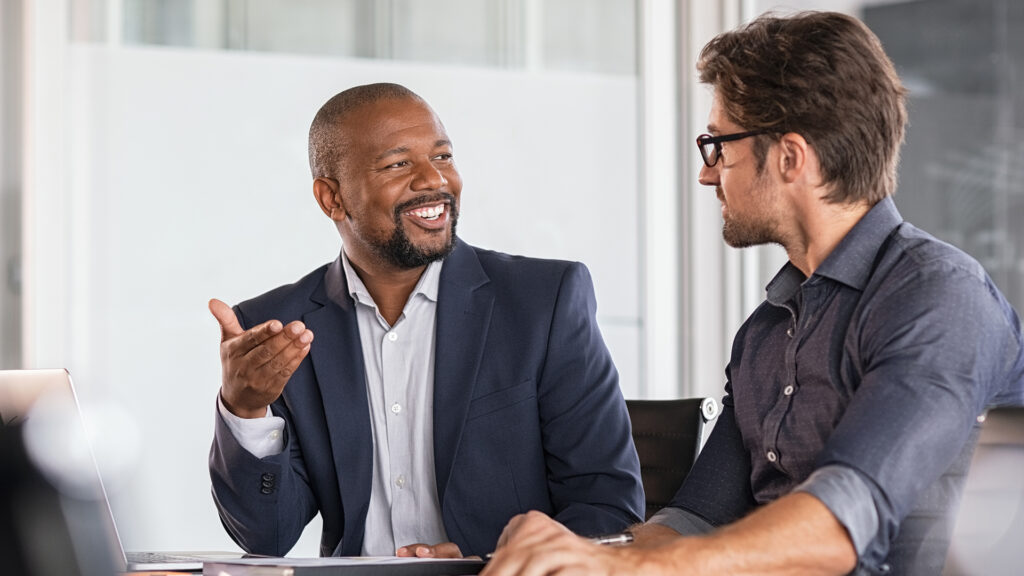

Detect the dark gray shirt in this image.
[656,197,1024,574]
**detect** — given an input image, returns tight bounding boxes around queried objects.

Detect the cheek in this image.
[446,171,463,194]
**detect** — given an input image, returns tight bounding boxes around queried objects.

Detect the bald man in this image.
[208,83,643,559]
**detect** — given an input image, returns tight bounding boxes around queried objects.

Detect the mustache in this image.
[394,192,457,215]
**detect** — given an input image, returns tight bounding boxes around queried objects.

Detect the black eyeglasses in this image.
[696,130,768,167]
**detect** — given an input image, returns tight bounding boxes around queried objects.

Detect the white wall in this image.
[28,44,639,554]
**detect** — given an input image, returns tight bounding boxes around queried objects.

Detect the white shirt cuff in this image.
[216,395,286,458]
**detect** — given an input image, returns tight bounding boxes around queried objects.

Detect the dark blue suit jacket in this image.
[209,240,643,557]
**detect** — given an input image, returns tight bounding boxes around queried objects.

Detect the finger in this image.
[282,320,315,348]
[222,318,287,358]
[209,298,245,341]
[427,542,463,558]
[480,547,533,576]
[251,334,312,381]
[498,511,560,550]
[496,513,528,549]
[396,545,420,557]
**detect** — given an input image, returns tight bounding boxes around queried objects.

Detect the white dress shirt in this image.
[218,249,448,555]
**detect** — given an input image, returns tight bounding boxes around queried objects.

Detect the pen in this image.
[588,532,634,546]
[484,532,633,560]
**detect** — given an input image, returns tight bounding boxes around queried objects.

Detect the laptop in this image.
[0,368,249,572]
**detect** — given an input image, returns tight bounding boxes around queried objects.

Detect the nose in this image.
[698,162,720,187]
[412,162,448,191]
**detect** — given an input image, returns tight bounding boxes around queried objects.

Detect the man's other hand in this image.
[396,542,464,558]
[210,298,313,418]
[482,511,649,576]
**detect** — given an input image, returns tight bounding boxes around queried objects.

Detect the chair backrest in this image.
[625,397,718,520]
[942,406,1024,575]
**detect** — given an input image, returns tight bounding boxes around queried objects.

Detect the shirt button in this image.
[391,402,402,414]
[766,450,778,463]
[395,475,406,488]
[786,327,794,338]
[269,430,281,440]
[387,331,398,342]
[783,385,794,396]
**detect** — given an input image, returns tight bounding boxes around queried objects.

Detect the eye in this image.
[384,160,409,169]
[433,152,453,162]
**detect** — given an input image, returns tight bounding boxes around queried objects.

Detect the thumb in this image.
[209,298,243,341]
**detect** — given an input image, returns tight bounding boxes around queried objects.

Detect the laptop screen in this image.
[0,369,127,573]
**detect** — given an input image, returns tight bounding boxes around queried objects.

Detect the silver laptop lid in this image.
[0,368,128,572]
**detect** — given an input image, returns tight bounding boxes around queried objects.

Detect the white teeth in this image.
[408,204,445,220]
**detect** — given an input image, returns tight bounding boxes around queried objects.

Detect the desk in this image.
[202,557,485,575]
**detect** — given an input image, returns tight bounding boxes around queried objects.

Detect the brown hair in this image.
[698,11,907,204]
[308,83,424,179]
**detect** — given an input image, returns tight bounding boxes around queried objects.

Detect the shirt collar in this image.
[814,196,903,291]
[765,196,903,306]
[339,249,443,307]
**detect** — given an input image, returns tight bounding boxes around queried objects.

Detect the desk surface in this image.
[202,556,485,576]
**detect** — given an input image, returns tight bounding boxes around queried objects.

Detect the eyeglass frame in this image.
[696,129,769,167]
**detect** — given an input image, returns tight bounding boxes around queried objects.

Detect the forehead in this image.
[341,98,449,153]
[707,92,737,133]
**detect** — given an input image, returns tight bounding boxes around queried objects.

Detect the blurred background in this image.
[1,0,1020,557]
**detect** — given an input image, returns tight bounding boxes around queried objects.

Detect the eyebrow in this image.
[374,139,452,162]
[375,146,409,162]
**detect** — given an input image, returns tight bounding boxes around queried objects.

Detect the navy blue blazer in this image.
[209,239,644,557]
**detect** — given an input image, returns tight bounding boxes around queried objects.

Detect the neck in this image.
[348,258,427,326]
[784,200,871,277]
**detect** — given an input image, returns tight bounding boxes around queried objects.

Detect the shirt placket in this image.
[763,285,823,474]
[381,319,414,547]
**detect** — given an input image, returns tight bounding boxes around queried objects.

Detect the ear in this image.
[313,177,345,221]
[775,132,810,184]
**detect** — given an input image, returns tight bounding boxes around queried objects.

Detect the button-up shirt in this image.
[653,197,1024,573]
[219,250,448,556]
[334,251,448,556]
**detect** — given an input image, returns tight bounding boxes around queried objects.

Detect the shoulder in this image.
[465,243,591,287]
[889,223,988,280]
[864,222,1020,349]
[234,264,330,326]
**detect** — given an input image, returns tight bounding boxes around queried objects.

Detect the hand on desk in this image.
[210,298,314,419]
[481,511,648,576]
[396,541,464,559]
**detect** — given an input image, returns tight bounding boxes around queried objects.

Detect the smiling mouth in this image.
[404,203,446,221]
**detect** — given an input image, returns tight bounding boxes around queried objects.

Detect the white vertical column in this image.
[682,0,748,401]
[521,0,543,71]
[22,0,70,369]
[638,0,681,398]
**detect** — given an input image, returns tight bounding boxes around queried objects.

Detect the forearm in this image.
[210,409,314,555]
[628,522,683,549]
[648,493,856,576]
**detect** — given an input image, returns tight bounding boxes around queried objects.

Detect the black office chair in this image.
[626,397,719,520]
[942,406,1024,575]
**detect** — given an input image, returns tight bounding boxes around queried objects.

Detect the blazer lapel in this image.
[433,240,494,503]
[304,265,373,554]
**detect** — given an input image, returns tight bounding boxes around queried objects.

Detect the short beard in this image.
[720,169,779,248]
[722,217,778,248]
[378,193,459,268]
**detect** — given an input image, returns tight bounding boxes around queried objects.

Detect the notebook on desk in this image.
[0,368,248,572]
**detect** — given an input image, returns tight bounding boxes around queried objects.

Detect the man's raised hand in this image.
[209,298,313,418]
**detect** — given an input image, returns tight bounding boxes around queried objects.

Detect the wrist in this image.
[220,390,269,419]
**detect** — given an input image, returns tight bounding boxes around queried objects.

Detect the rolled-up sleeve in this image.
[816,260,1022,567]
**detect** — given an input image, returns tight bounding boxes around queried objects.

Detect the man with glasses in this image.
[483,11,1024,576]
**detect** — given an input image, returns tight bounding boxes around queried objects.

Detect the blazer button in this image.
[260,486,274,495]
[261,473,275,482]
